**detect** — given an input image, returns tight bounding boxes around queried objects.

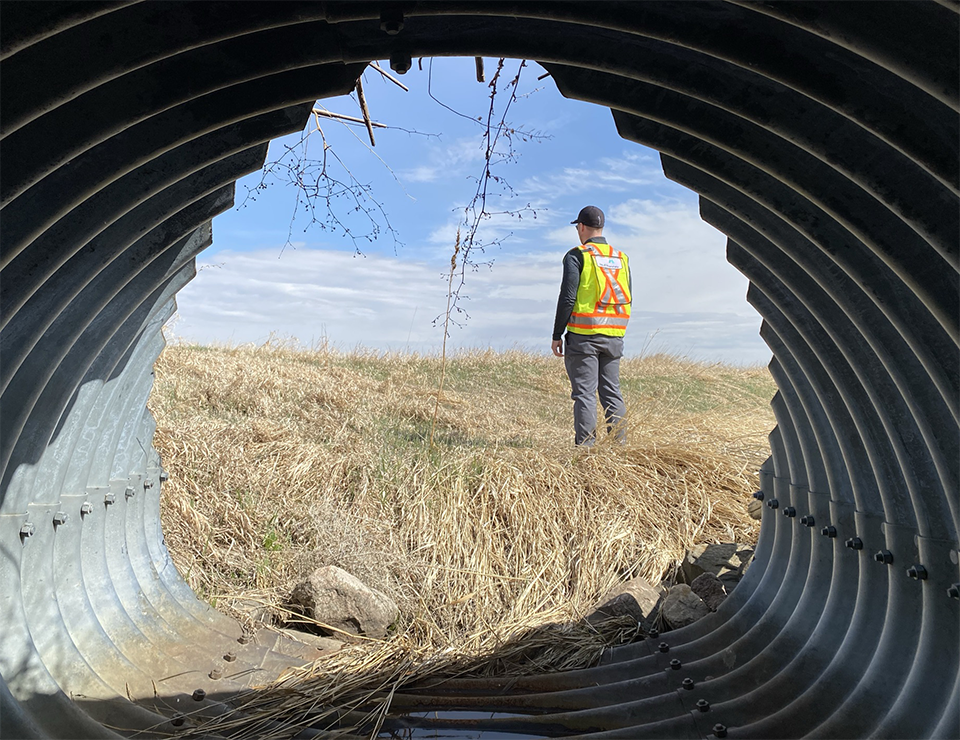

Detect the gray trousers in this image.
[563,332,626,446]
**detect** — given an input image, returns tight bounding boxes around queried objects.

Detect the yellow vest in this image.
[567,242,632,337]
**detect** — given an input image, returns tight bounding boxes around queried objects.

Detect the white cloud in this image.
[397,136,488,184]
[169,242,769,364]
[519,151,663,197]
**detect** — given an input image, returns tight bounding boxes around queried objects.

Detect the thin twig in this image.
[430,230,460,449]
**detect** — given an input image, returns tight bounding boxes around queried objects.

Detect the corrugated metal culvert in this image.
[1,2,957,738]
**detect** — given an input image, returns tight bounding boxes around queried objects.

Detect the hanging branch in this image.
[355,76,376,147]
[237,67,440,256]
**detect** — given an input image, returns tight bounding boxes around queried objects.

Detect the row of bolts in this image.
[18,473,166,539]
[755,491,960,599]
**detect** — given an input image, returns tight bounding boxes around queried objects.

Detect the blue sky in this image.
[169,57,770,365]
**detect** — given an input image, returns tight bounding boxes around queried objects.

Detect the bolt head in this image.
[143,480,154,490]
[159,470,169,482]
[845,537,863,550]
[947,583,959,599]
[648,629,659,638]
[766,498,779,509]
[906,564,928,580]
[752,490,764,501]
[192,689,206,701]
[713,724,728,738]
[801,515,815,527]
[124,487,135,499]
[223,652,237,662]
[670,658,681,669]
[389,50,412,74]
[104,493,116,505]
[53,512,68,526]
[782,506,796,517]
[171,713,185,727]
[80,502,93,516]
[874,550,894,565]
[820,525,837,537]
[209,668,222,680]
[20,523,35,538]
[379,9,404,35]
[697,698,710,711]
[682,678,695,690]
[658,642,669,653]
[237,634,251,645]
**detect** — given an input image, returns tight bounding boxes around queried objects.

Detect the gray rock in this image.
[680,543,745,584]
[587,576,663,624]
[690,572,726,611]
[661,584,711,629]
[288,565,398,638]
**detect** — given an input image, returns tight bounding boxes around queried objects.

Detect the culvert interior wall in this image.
[0,2,957,738]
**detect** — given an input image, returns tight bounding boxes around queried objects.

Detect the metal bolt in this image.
[159,470,169,482]
[906,564,928,580]
[766,498,779,509]
[389,50,412,75]
[658,642,669,653]
[143,480,154,490]
[648,629,659,638]
[379,9,404,34]
[682,678,695,690]
[124,486,135,499]
[80,502,93,516]
[947,583,959,599]
[845,537,863,550]
[752,490,764,501]
[800,515,815,527]
[209,668,222,680]
[782,506,796,518]
[874,550,894,565]
[821,525,837,538]
[192,689,206,701]
[670,658,682,670]
[237,634,251,645]
[713,724,728,738]
[20,523,36,538]
[171,713,185,727]
[697,698,710,712]
[52,512,68,527]
[104,493,116,505]
[223,652,237,662]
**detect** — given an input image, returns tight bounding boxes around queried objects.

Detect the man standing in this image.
[551,206,632,446]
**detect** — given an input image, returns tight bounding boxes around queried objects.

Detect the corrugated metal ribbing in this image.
[1,2,957,737]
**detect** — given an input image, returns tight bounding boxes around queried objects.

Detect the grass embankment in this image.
[150,341,775,657]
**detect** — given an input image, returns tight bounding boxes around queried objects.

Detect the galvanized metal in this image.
[1,2,957,738]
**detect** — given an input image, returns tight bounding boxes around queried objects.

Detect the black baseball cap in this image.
[570,205,604,228]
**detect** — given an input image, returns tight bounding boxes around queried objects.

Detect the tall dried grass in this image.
[150,340,773,656]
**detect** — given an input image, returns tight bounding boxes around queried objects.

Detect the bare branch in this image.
[369,61,410,92]
[355,76,376,147]
[312,109,387,128]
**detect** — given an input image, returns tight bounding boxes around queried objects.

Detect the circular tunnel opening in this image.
[1,3,956,738]
[148,54,777,712]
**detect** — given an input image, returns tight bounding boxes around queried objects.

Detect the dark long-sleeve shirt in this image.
[552,238,632,340]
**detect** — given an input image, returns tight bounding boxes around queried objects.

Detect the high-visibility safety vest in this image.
[566,242,632,337]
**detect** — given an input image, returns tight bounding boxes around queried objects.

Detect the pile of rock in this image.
[587,542,755,632]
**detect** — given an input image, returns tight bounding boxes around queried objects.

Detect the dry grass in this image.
[151,341,772,640]
[148,339,774,734]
